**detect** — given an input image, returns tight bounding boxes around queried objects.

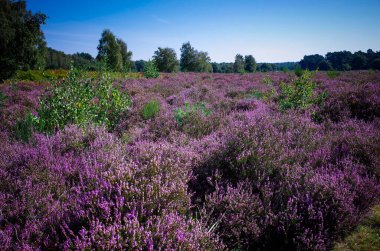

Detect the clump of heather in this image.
[316,82,380,122]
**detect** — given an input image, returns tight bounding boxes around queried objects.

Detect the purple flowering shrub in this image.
[0,71,379,250]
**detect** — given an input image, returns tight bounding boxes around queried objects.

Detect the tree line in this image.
[1,0,379,80]
[299,50,380,71]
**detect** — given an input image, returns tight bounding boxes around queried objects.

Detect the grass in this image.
[333,205,380,251]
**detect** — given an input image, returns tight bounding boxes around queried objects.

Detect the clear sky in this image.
[27,0,380,63]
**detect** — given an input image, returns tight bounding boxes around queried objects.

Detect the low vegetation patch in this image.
[141,100,161,120]
[17,69,131,138]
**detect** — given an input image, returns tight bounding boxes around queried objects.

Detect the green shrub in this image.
[0,91,7,107]
[333,205,380,251]
[174,102,211,127]
[173,102,215,138]
[327,70,340,79]
[141,100,160,120]
[33,69,131,134]
[13,112,35,142]
[16,70,45,82]
[294,67,304,77]
[262,75,273,85]
[247,89,264,99]
[144,60,159,78]
[279,70,325,110]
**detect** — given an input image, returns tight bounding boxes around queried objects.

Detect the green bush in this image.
[141,100,160,120]
[247,89,264,99]
[327,70,341,78]
[279,70,325,110]
[0,91,7,107]
[174,102,215,138]
[144,60,159,78]
[33,69,131,134]
[262,75,273,85]
[333,205,380,251]
[16,70,45,82]
[13,112,35,142]
[294,67,304,77]
[174,102,211,127]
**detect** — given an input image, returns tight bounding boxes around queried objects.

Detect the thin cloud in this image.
[152,15,169,24]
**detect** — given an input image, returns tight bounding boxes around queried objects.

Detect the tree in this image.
[351,52,367,70]
[211,62,221,73]
[0,0,47,79]
[72,52,96,70]
[45,47,71,69]
[299,54,325,70]
[144,60,159,78]
[96,29,123,71]
[153,47,179,72]
[180,42,197,72]
[180,42,212,72]
[134,60,146,72]
[117,38,133,72]
[195,51,212,72]
[317,60,332,71]
[244,55,257,72]
[370,58,380,70]
[259,63,273,72]
[325,51,353,70]
[233,54,245,73]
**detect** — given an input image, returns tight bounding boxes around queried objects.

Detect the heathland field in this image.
[0,70,379,250]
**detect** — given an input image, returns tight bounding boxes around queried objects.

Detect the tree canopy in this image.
[0,0,47,79]
[180,42,212,72]
[244,55,257,72]
[153,47,179,72]
[97,29,133,72]
[233,54,245,73]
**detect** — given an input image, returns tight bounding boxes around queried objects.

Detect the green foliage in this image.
[0,91,8,107]
[13,69,142,82]
[233,54,245,73]
[97,29,124,72]
[180,42,197,72]
[180,42,212,72]
[15,70,47,81]
[0,0,47,80]
[33,69,131,133]
[134,60,146,72]
[333,205,380,251]
[173,102,215,138]
[141,100,161,120]
[247,89,263,99]
[262,75,274,85]
[195,51,212,72]
[279,70,324,110]
[13,112,35,142]
[117,38,133,72]
[294,67,304,77]
[259,63,273,72]
[153,47,179,73]
[370,58,380,70]
[299,54,325,70]
[144,60,160,78]
[244,55,257,72]
[327,70,341,79]
[326,51,353,71]
[174,102,211,127]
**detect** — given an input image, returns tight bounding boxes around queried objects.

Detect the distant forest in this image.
[44,46,380,73]
[1,0,380,80]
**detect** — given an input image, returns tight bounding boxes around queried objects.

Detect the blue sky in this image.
[28,0,380,63]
